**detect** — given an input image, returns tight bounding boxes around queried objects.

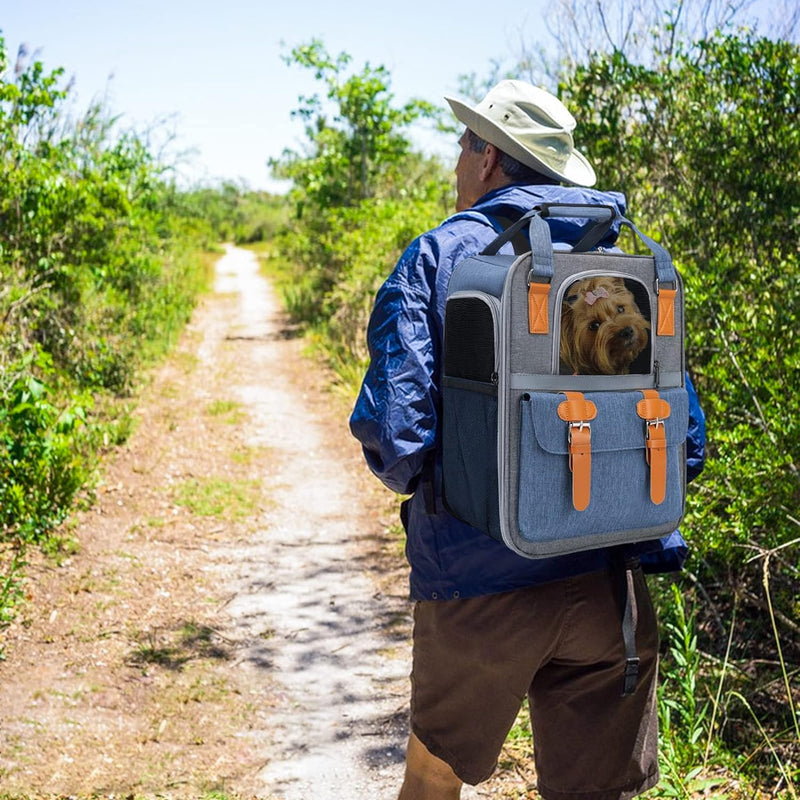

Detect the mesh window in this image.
[444,297,495,382]
[559,276,652,376]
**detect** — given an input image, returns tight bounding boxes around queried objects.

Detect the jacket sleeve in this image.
[685,370,706,482]
[349,237,439,495]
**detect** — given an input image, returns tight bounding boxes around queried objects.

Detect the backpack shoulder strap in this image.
[488,214,530,255]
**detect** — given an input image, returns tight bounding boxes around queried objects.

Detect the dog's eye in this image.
[589,321,601,332]
[617,305,626,313]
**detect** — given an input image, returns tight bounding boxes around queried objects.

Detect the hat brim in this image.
[446,96,596,188]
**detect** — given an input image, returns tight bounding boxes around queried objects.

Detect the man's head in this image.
[447,80,596,210]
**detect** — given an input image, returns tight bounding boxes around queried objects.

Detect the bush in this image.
[0,35,214,627]
[561,30,800,788]
[0,353,88,543]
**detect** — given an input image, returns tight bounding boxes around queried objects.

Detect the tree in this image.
[269,41,450,344]
[270,39,438,209]
[560,31,799,561]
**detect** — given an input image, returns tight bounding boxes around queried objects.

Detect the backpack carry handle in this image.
[537,203,616,223]
[527,212,678,288]
[480,204,678,289]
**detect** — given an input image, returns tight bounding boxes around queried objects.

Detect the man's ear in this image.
[478,143,501,181]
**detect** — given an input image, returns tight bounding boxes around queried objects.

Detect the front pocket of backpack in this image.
[516,389,688,546]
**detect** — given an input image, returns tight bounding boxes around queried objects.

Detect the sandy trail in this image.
[210,246,413,798]
[0,246,499,799]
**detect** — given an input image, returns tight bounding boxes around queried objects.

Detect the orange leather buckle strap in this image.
[558,392,597,511]
[636,390,671,504]
[657,287,677,337]
[528,281,550,334]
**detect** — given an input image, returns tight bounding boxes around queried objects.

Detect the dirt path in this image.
[0,246,515,799]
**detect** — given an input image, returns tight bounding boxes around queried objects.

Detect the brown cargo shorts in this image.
[409,566,660,800]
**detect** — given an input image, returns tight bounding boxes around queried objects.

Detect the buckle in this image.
[527,270,551,285]
[622,657,640,696]
[568,420,590,443]
[655,277,676,293]
[624,656,641,675]
[645,418,665,437]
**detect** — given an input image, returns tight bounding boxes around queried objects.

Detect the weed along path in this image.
[0,246,509,799]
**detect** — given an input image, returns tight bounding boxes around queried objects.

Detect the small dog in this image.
[560,276,650,375]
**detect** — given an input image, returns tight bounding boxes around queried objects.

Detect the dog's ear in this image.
[559,313,578,374]
[563,280,582,307]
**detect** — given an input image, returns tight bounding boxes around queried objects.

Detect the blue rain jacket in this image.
[350,183,706,601]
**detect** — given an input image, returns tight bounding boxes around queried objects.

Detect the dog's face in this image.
[560,277,651,375]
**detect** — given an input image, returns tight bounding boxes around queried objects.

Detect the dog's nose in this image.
[620,326,635,341]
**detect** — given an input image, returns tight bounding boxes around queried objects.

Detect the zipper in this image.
[497,268,515,548]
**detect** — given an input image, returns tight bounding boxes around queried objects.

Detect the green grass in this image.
[0,547,27,659]
[205,399,245,424]
[172,477,262,521]
[230,443,273,465]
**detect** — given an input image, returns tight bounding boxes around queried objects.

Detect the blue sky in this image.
[1,1,783,192]
[2,0,556,191]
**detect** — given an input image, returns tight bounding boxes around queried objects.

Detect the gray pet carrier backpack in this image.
[441,203,689,560]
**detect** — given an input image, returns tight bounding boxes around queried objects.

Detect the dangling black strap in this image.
[613,549,640,697]
[621,564,640,696]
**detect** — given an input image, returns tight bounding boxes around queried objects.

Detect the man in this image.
[350,80,705,800]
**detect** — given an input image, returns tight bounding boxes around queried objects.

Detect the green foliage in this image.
[0,352,88,542]
[561,30,800,585]
[0,50,209,396]
[0,546,26,656]
[179,182,289,244]
[268,40,453,384]
[558,27,800,790]
[0,35,215,632]
[271,39,441,210]
[655,583,722,796]
[273,181,449,362]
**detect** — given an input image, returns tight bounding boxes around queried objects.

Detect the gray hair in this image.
[465,128,558,185]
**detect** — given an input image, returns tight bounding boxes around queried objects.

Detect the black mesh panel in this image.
[444,297,495,382]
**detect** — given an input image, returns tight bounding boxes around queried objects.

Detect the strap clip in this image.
[623,657,641,697]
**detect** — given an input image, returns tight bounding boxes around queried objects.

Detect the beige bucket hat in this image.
[445,79,597,187]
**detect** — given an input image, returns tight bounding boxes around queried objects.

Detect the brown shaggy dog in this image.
[560,276,650,375]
